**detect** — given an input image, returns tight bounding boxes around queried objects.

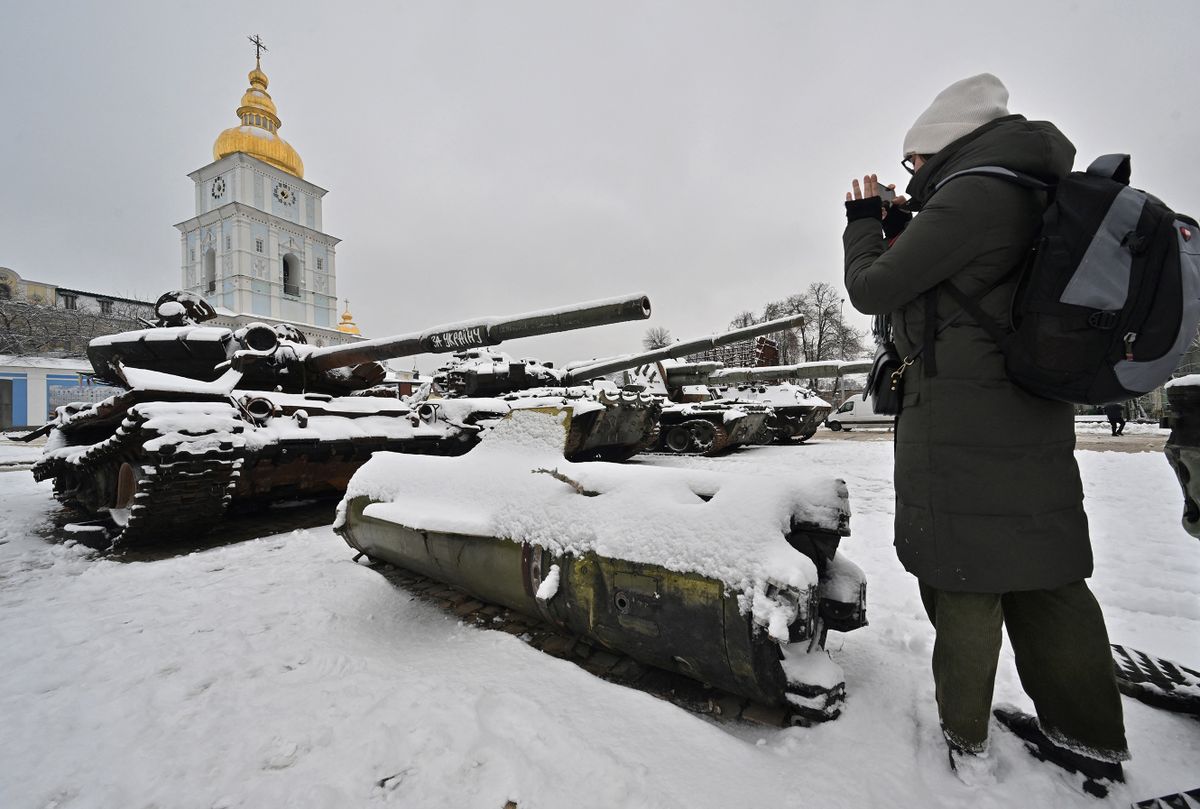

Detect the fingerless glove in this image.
[845,197,883,223]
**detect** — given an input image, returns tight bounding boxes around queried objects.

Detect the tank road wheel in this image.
[750,423,775,445]
[664,426,693,454]
[689,421,717,453]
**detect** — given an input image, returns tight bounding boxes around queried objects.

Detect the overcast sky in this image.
[2,0,1197,370]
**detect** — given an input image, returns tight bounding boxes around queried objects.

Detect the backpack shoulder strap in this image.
[933,165,1052,194]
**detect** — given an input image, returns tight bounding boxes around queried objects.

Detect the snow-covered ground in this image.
[0,437,42,468]
[0,431,1196,808]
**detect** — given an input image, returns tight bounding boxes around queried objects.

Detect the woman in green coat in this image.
[842,73,1128,792]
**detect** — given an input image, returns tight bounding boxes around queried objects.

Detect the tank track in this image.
[363,559,845,727]
[648,418,734,456]
[36,404,244,550]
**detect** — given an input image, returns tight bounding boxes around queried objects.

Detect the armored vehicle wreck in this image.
[709,360,874,443]
[336,409,868,722]
[714,382,831,443]
[557,313,803,455]
[27,291,651,548]
[422,315,806,460]
[428,348,662,462]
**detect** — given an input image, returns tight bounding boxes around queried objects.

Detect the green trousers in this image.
[918,580,1128,759]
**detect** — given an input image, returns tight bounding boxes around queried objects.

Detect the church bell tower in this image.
[174,37,342,334]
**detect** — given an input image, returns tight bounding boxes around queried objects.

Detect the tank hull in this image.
[767,404,833,443]
[340,495,802,704]
[33,390,498,549]
[502,390,662,462]
[338,494,864,717]
[653,402,771,455]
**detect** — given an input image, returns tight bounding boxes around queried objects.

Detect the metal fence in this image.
[49,384,124,412]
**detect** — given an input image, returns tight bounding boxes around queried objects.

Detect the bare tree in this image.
[0,299,150,358]
[729,282,868,367]
[642,326,673,350]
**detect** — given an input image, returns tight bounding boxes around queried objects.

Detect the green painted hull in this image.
[338,495,860,708]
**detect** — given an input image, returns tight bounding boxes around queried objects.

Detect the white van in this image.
[825,395,896,431]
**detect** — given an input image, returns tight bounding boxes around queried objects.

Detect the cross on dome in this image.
[212,37,304,178]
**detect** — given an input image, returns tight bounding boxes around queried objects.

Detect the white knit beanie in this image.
[902,73,1010,158]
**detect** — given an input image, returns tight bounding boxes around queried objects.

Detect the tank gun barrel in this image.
[561,313,805,384]
[305,293,652,372]
[709,359,874,384]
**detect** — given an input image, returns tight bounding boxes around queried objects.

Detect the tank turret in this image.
[702,360,875,443]
[86,291,652,396]
[32,291,652,549]
[423,315,807,459]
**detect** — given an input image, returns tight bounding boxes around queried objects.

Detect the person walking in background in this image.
[1105,402,1127,436]
[842,73,1129,795]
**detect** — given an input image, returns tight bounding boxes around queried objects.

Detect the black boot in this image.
[993,707,1124,798]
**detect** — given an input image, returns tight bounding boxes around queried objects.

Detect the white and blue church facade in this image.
[2,51,364,428]
[173,56,358,346]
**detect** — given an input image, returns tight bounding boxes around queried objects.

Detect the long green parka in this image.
[844,114,1092,593]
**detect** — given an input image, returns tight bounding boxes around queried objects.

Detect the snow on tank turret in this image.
[26,290,651,549]
[709,359,873,443]
[335,408,868,723]
[424,348,661,462]
[555,314,802,455]
[428,315,808,459]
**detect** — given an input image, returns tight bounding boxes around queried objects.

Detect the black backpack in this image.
[934,154,1200,405]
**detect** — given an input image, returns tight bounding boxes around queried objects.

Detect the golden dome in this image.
[337,300,361,335]
[213,58,304,178]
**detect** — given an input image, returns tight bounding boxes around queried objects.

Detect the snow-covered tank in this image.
[560,315,807,456]
[632,359,776,454]
[27,291,651,548]
[428,348,662,462]
[422,315,806,460]
[715,382,830,443]
[335,409,868,722]
[709,360,873,443]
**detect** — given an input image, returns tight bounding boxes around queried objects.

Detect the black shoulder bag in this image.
[864,314,907,415]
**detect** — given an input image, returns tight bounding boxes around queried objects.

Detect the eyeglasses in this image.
[902,155,918,175]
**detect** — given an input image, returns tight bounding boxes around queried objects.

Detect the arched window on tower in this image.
[282,254,299,297]
[204,248,216,294]
[0,283,11,300]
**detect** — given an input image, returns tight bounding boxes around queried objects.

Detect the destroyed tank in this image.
[709,360,874,443]
[335,409,869,723]
[432,314,806,456]
[420,315,806,460]
[426,349,662,462]
[551,314,806,455]
[27,290,651,548]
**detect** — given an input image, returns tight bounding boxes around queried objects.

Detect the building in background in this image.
[0,269,151,428]
[174,51,358,349]
[2,47,373,428]
[0,355,98,430]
